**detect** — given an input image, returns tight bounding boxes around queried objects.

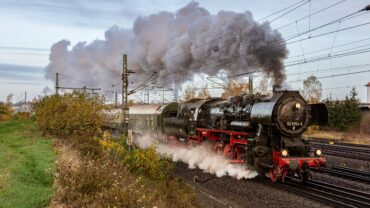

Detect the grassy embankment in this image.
[0,120,55,208]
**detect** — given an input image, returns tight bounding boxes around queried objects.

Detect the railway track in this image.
[280,179,370,208]
[311,166,370,183]
[309,138,370,160]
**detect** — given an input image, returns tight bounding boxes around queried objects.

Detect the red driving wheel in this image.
[270,165,281,183]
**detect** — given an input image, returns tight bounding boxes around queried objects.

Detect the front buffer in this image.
[269,151,326,183]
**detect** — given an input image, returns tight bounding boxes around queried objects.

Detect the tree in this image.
[326,87,362,131]
[42,86,52,96]
[197,88,211,99]
[257,78,269,95]
[182,86,197,102]
[303,76,322,103]
[221,81,250,98]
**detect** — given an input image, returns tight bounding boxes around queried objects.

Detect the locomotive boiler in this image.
[161,85,328,182]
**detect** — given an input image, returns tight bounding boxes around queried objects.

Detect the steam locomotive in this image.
[105,85,328,183]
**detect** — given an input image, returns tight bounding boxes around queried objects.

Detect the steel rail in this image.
[279,179,370,208]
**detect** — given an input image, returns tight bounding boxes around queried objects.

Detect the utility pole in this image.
[55,72,59,95]
[122,54,129,141]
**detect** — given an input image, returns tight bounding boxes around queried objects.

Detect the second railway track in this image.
[309,139,370,161]
[311,166,370,183]
[279,179,370,208]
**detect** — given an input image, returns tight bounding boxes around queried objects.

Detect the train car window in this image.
[150,116,154,127]
[146,116,149,127]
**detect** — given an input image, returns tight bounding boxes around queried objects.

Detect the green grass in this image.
[0,120,55,208]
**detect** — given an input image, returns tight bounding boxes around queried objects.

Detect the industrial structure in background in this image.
[54,72,101,96]
[359,82,370,110]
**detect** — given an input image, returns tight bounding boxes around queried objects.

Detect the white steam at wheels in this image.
[134,134,258,180]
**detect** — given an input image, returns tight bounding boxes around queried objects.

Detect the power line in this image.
[287,37,370,59]
[277,0,346,30]
[285,47,370,67]
[159,4,370,86]
[0,46,49,51]
[289,68,370,83]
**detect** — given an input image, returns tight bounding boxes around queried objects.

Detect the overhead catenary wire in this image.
[285,46,370,67]
[277,0,346,30]
[287,37,370,59]
[288,43,370,64]
[160,4,370,85]
[289,68,370,83]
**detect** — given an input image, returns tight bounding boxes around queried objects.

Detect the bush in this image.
[0,102,13,121]
[55,154,153,207]
[100,137,173,180]
[12,111,30,120]
[360,113,370,134]
[34,92,105,139]
[55,150,197,208]
[326,88,362,131]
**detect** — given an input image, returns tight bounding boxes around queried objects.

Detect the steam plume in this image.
[45,1,288,92]
[135,135,258,180]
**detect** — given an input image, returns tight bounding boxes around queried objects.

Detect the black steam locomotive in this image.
[118,85,328,182]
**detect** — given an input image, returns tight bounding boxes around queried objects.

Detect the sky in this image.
[1,0,370,103]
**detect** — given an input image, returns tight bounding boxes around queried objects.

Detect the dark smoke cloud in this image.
[45,1,288,91]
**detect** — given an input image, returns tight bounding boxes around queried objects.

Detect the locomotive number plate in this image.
[286,121,303,126]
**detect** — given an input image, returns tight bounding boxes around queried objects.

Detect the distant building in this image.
[359,82,370,110]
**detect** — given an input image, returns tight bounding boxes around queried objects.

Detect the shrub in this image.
[100,137,173,180]
[55,153,153,207]
[0,102,13,121]
[34,92,105,139]
[325,88,362,131]
[55,150,197,208]
[12,111,30,120]
[360,113,370,134]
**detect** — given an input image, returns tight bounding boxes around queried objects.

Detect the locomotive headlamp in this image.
[315,149,322,156]
[295,103,301,109]
[281,149,288,157]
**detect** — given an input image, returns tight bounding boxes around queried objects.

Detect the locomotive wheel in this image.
[301,172,312,183]
[223,144,231,157]
[234,146,241,160]
[269,165,281,183]
[297,171,312,183]
[214,142,223,154]
[253,146,268,157]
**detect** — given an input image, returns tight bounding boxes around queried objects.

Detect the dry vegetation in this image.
[305,113,370,144]
[0,102,13,121]
[34,92,198,207]
[306,88,370,144]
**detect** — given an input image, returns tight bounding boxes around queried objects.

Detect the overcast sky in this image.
[1,0,370,103]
